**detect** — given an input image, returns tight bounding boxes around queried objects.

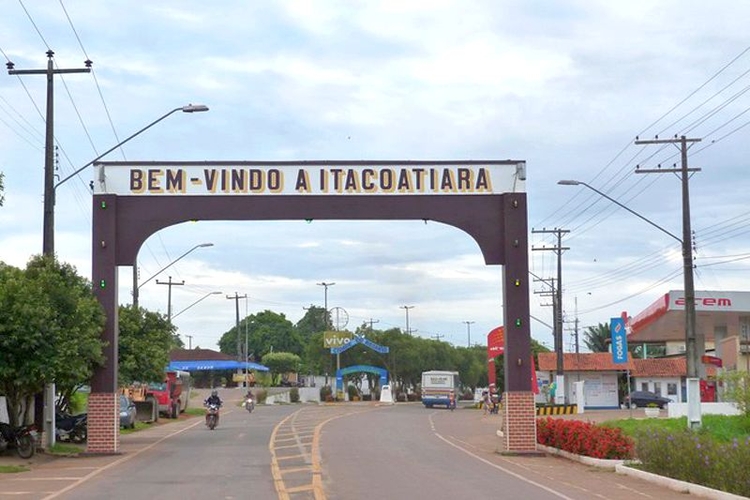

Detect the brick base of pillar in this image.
[85,392,120,454]
[501,391,540,455]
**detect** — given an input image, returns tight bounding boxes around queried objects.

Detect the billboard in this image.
[323,331,353,348]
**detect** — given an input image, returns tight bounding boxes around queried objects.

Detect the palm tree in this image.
[583,322,610,352]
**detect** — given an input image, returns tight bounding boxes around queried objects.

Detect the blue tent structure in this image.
[167,360,269,372]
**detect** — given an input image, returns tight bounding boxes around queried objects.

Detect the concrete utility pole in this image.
[317,282,335,329]
[157,276,185,323]
[186,335,193,350]
[367,318,380,334]
[6,51,91,256]
[226,292,247,361]
[532,228,569,378]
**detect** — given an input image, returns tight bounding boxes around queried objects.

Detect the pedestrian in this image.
[482,390,492,415]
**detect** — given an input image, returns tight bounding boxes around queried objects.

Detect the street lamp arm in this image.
[557,180,682,243]
[55,104,209,190]
[172,291,222,320]
[137,242,213,290]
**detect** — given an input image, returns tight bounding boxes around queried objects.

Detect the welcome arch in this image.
[336,365,389,395]
[89,160,533,453]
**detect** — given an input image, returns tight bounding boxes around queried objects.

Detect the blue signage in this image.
[610,317,629,364]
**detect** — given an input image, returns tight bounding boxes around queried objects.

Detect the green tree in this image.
[118,305,181,385]
[0,257,105,424]
[583,322,611,352]
[261,352,301,384]
[295,305,327,338]
[719,370,750,417]
[219,310,302,360]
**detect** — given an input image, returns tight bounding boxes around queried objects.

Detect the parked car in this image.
[119,395,137,429]
[624,390,671,409]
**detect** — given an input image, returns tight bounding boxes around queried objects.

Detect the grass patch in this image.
[185,407,205,417]
[603,414,750,443]
[120,421,151,434]
[0,465,29,473]
[47,442,84,455]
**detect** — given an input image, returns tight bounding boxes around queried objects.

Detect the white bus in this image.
[421,370,460,408]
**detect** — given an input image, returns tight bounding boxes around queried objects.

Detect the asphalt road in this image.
[0,400,712,500]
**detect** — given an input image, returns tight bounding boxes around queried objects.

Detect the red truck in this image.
[122,370,192,422]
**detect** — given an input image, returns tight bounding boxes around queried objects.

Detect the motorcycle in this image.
[243,396,255,413]
[55,411,88,443]
[205,403,220,430]
[0,422,37,459]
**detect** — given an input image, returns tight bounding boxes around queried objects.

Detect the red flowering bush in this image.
[536,417,634,460]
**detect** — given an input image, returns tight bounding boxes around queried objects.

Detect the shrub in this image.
[635,427,750,497]
[319,385,333,402]
[396,393,407,402]
[347,384,359,400]
[536,417,634,460]
[254,388,268,404]
[406,393,419,402]
[289,387,299,403]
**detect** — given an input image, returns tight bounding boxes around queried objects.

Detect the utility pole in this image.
[186,335,193,350]
[432,333,444,342]
[367,318,380,335]
[532,228,569,380]
[533,228,569,404]
[400,305,414,335]
[634,135,703,382]
[226,292,247,361]
[6,51,91,256]
[463,321,475,347]
[156,276,185,323]
[8,52,91,448]
[317,282,335,329]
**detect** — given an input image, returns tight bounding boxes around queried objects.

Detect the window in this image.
[641,382,649,391]
[653,382,662,395]
[667,383,677,395]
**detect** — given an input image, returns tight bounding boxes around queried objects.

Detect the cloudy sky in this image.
[1,1,749,352]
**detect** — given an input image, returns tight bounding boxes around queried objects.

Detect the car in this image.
[119,395,137,429]
[624,390,672,409]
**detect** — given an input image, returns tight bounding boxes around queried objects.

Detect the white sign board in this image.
[94,162,526,196]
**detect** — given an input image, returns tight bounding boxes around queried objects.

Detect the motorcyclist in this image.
[204,389,223,425]
[244,389,254,411]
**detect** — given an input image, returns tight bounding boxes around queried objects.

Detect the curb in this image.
[536,444,628,470]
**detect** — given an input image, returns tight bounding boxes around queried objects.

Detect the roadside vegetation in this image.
[0,465,28,473]
[601,414,750,496]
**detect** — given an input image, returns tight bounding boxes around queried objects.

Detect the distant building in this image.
[629,290,750,373]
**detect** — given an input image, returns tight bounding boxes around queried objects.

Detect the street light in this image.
[133,242,214,309]
[171,291,222,320]
[463,320,475,347]
[558,178,701,427]
[52,104,209,256]
[401,305,414,335]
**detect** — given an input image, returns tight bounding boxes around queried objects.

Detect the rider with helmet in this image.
[204,389,223,425]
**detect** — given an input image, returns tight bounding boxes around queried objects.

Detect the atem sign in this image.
[94,161,526,196]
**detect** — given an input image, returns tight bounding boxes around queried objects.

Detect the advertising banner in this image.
[610,317,629,364]
[323,331,353,348]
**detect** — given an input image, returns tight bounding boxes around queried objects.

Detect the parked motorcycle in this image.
[205,403,220,430]
[0,422,37,459]
[55,411,87,443]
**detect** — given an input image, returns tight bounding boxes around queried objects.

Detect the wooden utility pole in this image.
[6,51,91,256]
[532,228,569,378]
[156,276,185,323]
[634,135,703,380]
[226,292,248,361]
